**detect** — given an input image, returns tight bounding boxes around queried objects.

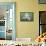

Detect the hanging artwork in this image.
[39,0,46,4]
[20,12,34,22]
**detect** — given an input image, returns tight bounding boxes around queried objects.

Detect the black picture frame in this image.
[20,12,34,22]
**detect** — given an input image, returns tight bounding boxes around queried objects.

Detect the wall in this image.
[0,0,45,40]
[16,0,39,40]
[16,0,35,39]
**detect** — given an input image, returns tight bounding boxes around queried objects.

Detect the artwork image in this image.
[20,12,34,22]
[39,0,46,4]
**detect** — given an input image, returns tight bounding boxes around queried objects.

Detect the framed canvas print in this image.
[20,12,34,22]
[39,0,46,4]
[0,2,16,40]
